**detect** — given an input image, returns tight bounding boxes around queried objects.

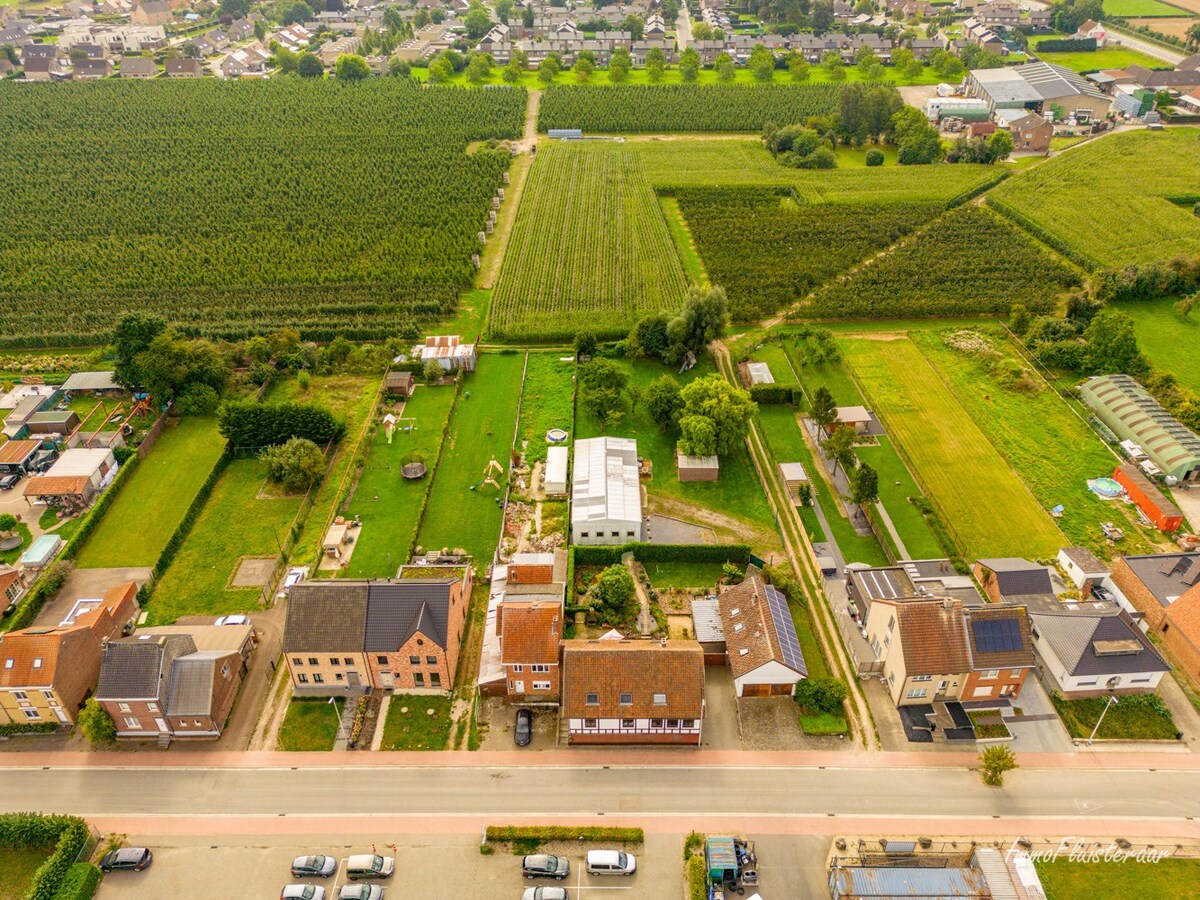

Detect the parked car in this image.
[522,889,568,900]
[337,886,384,900]
[585,850,636,876]
[514,708,532,746]
[281,887,326,900]
[215,614,251,626]
[99,847,153,873]
[0,473,20,490]
[345,854,394,881]
[522,854,570,880]
[291,855,337,878]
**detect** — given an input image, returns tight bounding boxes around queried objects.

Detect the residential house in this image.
[1031,609,1169,697]
[478,550,566,699]
[284,571,472,696]
[272,23,311,50]
[959,604,1036,701]
[72,57,112,79]
[0,582,139,726]
[909,37,941,59]
[570,436,643,545]
[320,35,362,67]
[165,57,202,77]
[961,17,1006,54]
[977,1,1019,28]
[120,55,157,77]
[972,558,1055,604]
[999,110,1052,153]
[205,27,228,49]
[0,568,29,616]
[1026,6,1052,27]
[188,35,215,57]
[717,573,807,697]
[1071,18,1106,46]
[1057,547,1109,597]
[561,639,704,744]
[227,17,255,41]
[132,1,171,25]
[865,596,972,706]
[218,44,269,78]
[23,447,116,510]
[21,46,68,81]
[500,602,561,704]
[415,335,476,372]
[1111,553,1200,680]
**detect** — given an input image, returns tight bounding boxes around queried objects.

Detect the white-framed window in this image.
[532,681,551,691]
[619,692,633,705]
[117,702,131,712]
[583,718,597,729]
[981,669,999,680]
[147,703,158,713]
[531,664,550,673]
[1010,669,1023,678]
[23,709,40,720]
[12,690,27,701]
[511,664,523,673]
[123,717,140,729]
[653,692,667,706]
[870,637,881,657]
[911,675,932,682]
[585,692,599,705]
[906,688,928,699]
[41,689,54,700]
[32,657,42,669]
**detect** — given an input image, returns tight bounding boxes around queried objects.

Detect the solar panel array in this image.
[763,585,807,675]
[973,618,1023,654]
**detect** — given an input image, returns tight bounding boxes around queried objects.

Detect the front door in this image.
[513,680,525,694]
[53,707,69,724]
[936,680,948,698]
[154,718,168,733]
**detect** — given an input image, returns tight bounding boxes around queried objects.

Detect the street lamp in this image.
[1086,677,1121,747]
[328,696,348,745]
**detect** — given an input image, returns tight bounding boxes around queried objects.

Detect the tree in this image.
[821,426,857,478]
[794,677,847,715]
[893,106,943,164]
[714,51,735,82]
[1084,308,1149,377]
[502,60,522,82]
[574,330,598,359]
[522,4,535,28]
[820,48,843,78]
[135,330,230,407]
[787,52,810,82]
[646,375,684,432]
[428,57,454,83]
[810,386,837,432]
[646,46,666,82]
[854,44,877,73]
[495,0,514,23]
[622,13,645,40]
[574,56,594,81]
[262,437,327,493]
[383,5,405,33]
[538,55,560,84]
[580,359,629,428]
[667,285,729,361]
[629,313,671,358]
[466,53,491,83]
[78,698,117,747]
[812,0,834,32]
[297,52,324,77]
[987,128,1013,162]
[849,461,879,505]
[1009,303,1031,336]
[112,312,166,391]
[281,0,313,25]
[980,745,1018,787]
[749,43,775,82]
[465,2,492,40]
[590,564,638,624]
[677,375,755,456]
[679,46,700,82]
[609,47,631,82]
[865,148,884,166]
[0,514,17,541]
[335,54,371,81]
[219,0,250,16]
[423,359,443,384]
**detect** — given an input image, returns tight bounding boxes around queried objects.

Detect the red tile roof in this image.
[562,640,704,719]
[500,602,561,666]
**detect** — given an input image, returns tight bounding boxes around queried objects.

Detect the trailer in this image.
[704,836,759,898]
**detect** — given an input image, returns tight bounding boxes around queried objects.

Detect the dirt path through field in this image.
[477,91,540,290]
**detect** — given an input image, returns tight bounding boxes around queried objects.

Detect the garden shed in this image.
[27,410,80,436]
[676,451,718,483]
[746,362,774,386]
[59,371,123,396]
[544,445,568,495]
[779,462,808,501]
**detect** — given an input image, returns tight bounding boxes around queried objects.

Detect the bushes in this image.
[28,818,90,900]
[1035,37,1096,52]
[218,400,346,449]
[485,826,643,845]
[571,543,752,566]
[686,853,708,900]
[0,814,92,900]
[50,863,101,900]
[0,721,58,737]
[750,383,798,405]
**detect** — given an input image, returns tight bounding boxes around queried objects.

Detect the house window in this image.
[331,658,340,666]
[581,532,589,538]
[426,656,437,666]
[887,672,895,685]
[377,656,388,665]
[293,657,303,666]
[1130,677,1151,684]
[1010,669,1023,678]
[653,692,667,706]
[583,718,597,729]
[512,664,523,673]
[870,638,881,657]
[308,657,318,666]
[118,703,131,713]
[531,664,550,673]
[414,673,425,686]
[619,692,633,705]
[344,658,353,665]
[1077,679,1098,687]
[621,718,635,728]
[32,657,42,669]
[1162,623,1170,634]
[888,615,895,633]
[611,531,619,538]
[586,692,599,705]
[533,681,551,691]
[3,659,11,669]
[650,718,663,728]
[734,623,745,633]
[298,674,309,683]
[883,635,891,650]
[313,673,324,684]
[430,673,441,687]
[683,719,695,728]
[147,703,158,712]
[12,691,27,701]
[911,675,932,682]
[335,674,344,681]
[123,716,139,728]
[221,664,230,678]
[22,708,39,720]
[906,688,928,699]
[410,656,421,666]
[981,669,999,680]
[627,531,635,537]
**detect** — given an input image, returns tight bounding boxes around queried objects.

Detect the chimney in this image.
[943,598,954,610]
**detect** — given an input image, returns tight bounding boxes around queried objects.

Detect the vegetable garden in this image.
[0,80,526,345]
[489,142,688,340]
[536,83,841,133]
[802,206,1079,319]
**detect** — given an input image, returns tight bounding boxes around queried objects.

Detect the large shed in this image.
[543,445,568,495]
[570,437,643,546]
[676,451,718,483]
[1080,374,1200,483]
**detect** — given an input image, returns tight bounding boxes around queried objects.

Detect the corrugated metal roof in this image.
[691,597,724,643]
[830,864,990,897]
[571,437,641,526]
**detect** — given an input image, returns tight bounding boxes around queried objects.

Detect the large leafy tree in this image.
[646,375,683,432]
[676,375,755,456]
[135,329,230,408]
[1084,308,1149,377]
[262,436,327,493]
[112,313,165,391]
[667,286,729,363]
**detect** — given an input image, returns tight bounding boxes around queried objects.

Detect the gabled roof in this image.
[0,626,92,688]
[976,558,1054,598]
[895,599,972,676]
[1060,546,1108,575]
[562,640,703,718]
[1032,611,1169,677]
[963,604,1035,671]
[365,580,453,651]
[96,634,195,700]
[285,581,369,651]
[167,650,235,716]
[717,575,806,680]
[500,602,560,665]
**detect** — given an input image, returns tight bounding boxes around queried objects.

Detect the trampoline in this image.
[1089,477,1123,499]
[402,462,427,480]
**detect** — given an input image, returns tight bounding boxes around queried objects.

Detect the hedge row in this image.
[0,814,80,849]
[571,543,752,566]
[1036,38,1096,52]
[686,853,708,900]
[485,826,644,844]
[0,722,58,737]
[0,814,91,900]
[945,169,1008,210]
[61,449,144,562]
[3,575,64,634]
[50,863,100,900]
[750,383,799,405]
[218,400,346,449]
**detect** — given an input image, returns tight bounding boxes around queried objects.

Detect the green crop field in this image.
[843,336,1064,559]
[0,80,524,345]
[911,329,1158,557]
[1119,299,1200,394]
[1029,35,1168,71]
[515,353,576,464]
[1103,0,1191,13]
[73,417,226,568]
[804,206,1079,319]
[417,352,524,567]
[989,128,1200,269]
[490,142,689,340]
[344,385,458,579]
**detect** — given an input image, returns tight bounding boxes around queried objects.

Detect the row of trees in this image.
[810,387,880,506]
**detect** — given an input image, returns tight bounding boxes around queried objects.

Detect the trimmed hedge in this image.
[0,722,58,737]
[50,863,100,900]
[218,400,346,449]
[150,449,231,583]
[62,450,143,562]
[485,826,643,844]
[1036,37,1095,52]
[750,383,798,405]
[686,853,708,900]
[0,814,91,900]
[572,543,751,567]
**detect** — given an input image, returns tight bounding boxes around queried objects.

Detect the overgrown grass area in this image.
[856,437,946,560]
[660,196,709,287]
[1119,299,1200,395]
[74,417,226,568]
[417,353,523,567]
[515,353,575,465]
[146,458,302,624]
[799,710,849,734]
[843,336,1064,560]
[1050,693,1178,741]
[0,846,50,898]
[967,710,1011,740]
[277,697,343,751]
[911,329,1158,558]
[1028,35,1166,71]
[1036,857,1200,899]
[379,694,454,750]
[643,560,729,590]
[344,385,457,579]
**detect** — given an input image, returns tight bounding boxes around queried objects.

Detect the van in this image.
[345,854,395,881]
[585,849,636,876]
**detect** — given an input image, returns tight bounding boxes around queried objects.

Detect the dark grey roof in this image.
[977,558,1053,598]
[364,580,453,651]
[1032,612,1169,677]
[1120,553,1200,606]
[284,582,369,651]
[95,635,195,700]
[1060,547,1109,576]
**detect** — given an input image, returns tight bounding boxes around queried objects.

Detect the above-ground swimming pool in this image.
[1090,477,1123,498]
[546,428,568,443]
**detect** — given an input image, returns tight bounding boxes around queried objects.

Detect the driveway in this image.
[1000,679,1074,754]
[701,666,740,750]
[1170,486,1200,534]
[34,566,152,626]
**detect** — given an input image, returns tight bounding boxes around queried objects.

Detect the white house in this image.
[1030,611,1169,698]
[543,444,568,495]
[570,437,643,545]
[717,574,807,697]
[1057,547,1110,594]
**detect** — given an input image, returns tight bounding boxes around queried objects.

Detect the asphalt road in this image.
[5,763,1198,827]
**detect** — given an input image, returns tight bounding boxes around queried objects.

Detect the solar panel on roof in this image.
[973,618,1022,653]
[763,585,807,675]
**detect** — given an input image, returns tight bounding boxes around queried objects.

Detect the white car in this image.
[281,887,325,900]
[522,889,568,900]
[214,614,251,626]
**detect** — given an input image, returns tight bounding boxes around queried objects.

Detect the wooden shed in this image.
[677,451,719,482]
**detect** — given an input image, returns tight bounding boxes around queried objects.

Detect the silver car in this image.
[280,886,326,900]
[522,889,568,900]
[337,886,383,900]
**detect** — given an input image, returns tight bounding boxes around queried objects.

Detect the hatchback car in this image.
[99,847,152,873]
[281,886,326,900]
[291,855,337,878]
[514,708,532,747]
[0,473,20,490]
[337,886,384,900]
[522,854,570,880]
[522,888,568,900]
[215,614,251,626]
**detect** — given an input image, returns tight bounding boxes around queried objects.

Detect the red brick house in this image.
[500,602,561,705]
[972,558,1054,604]
[960,605,1036,702]
[1111,553,1200,682]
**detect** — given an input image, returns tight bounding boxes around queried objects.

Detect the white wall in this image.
[733,660,802,697]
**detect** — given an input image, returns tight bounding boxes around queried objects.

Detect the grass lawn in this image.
[575,356,779,545]
[1036,857,1200,899]
[660,196,709,287]
[1102,0,1188,13]
[0,847,50,897]
[1029,35,1167,71]
[968,710,1011,739]
[748,343,799,387]
[417,353,524,568]
[515,353,575,465]
[843,336,1064,560]
[277,697,343,751]
[1119,299,1200,395]
[343,385,457,579]
[911,329,1160,558]
[856,437,946,561]
[1050,693,1178,741]
[74,417,226,568]
[798,710,849,734]
[145,458,302,624]
[0,523,32,566]
[379,693,454,750]
[643,560,729,590]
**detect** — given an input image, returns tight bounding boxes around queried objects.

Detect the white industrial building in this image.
[570,437,643,545]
